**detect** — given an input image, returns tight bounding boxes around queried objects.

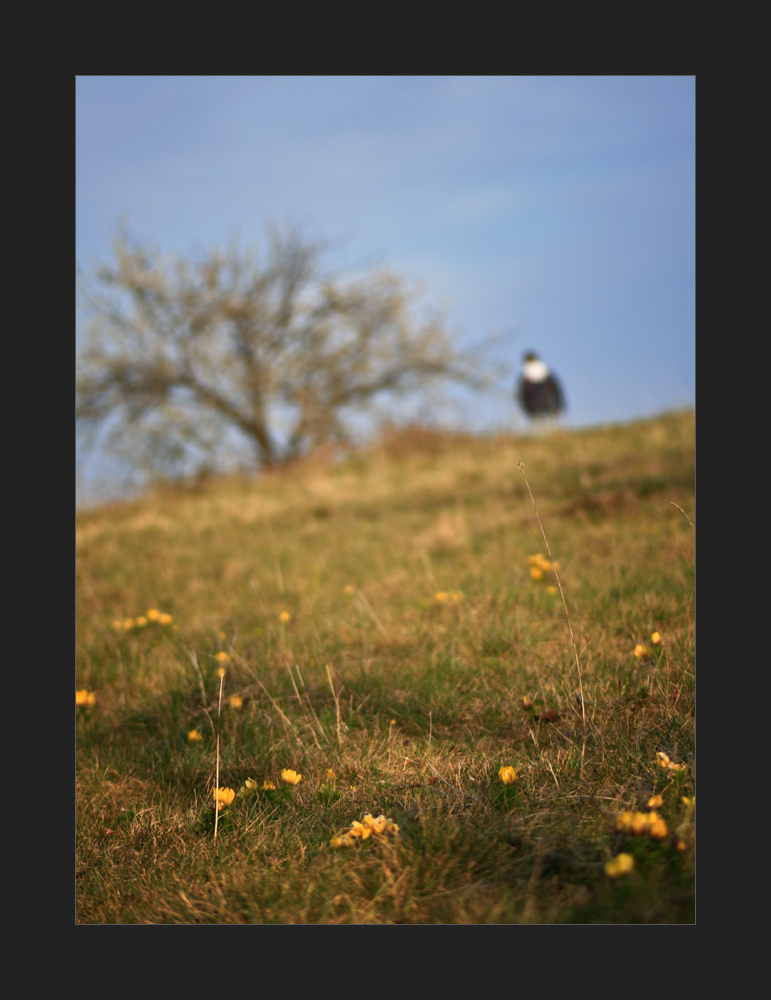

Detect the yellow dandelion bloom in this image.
[615,811,634,832]
[213,787,235,810]
[76,689,96,706]
[350,820,372,839]
[326,769,335,778]
[214,651,230,664]
[158,613,173,625]
[122,618,135,630]
[530,566,544,580]
[111,620,123,631]
[649,818,669,839]
[229,695,243,709]
[343,585,355,596]
[634,644,651,658]
[279,610,291,623]
[647,794,664,809]
[605,853,634,878]
[187,729,203,743]
[498,765,518,785]
[281,769,302,785]
[146,609,160,621]
[651,631,661,644]
[135,616,148,628]
[262,780,277,791]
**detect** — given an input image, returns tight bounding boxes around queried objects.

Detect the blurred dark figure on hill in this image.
[516,351,565,429]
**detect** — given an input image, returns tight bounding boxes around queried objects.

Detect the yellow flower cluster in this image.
[434,591,463,604]
[281,769,302,785]
[605,853,634,877]
[635,633,662,657]
[615,810,669,839]
[76,689,96,706]
[527,554,559,582]
[111,610,173,631]
[330,813,400,848]
[237,778,258,798]
[213,786,235,811]
[498,765,518,785]
[656,751,686,773]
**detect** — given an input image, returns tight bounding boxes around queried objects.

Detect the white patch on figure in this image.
[522,358,550,383]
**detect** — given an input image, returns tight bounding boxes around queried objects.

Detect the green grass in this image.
[76,410,695,923]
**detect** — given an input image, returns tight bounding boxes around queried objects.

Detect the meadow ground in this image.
[75,410,695,923]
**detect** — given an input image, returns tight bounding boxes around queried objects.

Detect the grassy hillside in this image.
[76,410,695,923]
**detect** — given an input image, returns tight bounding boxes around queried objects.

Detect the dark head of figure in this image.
[517,351,565,417]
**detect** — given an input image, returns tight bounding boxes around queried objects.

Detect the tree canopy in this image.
[76,224,485,485]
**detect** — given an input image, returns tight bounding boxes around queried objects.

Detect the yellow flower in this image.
[629,811,651,836]
[656,751,671,768]
[546,585,557,595]
[682,796,695,808]
[122,618,135,630]
[615,811,634,832]
[214,651,230,664]
[330,834,356,848]
[213,787,235,810]
[217,667,226,678]
[651,631,661,644]
[343,585,355,596]
[634,644,651,658]
[134,616,146,628]
[146,609,160,621]
[675,838,689,852]
[262,780,277,791]
[229,695,243,709]
[605,853,634,877]
[279,610,291,623]
[434,591,448,602]
[350,820,371,839]
[238,778,258,797]
[649,818,669,839]
[158,613,173,626]
[76,689,96,706]
[187,729,203,743]
[111,620,123,631]
[281,768,302,785]
[530,566,544,581]
[522,695,534,710]
[498,765,517,785]
[647,794,664,809]
[326,769,335,779]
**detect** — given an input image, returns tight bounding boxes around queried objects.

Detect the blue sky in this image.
[76,76,694,502]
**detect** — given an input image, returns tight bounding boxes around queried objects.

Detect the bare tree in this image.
[76,224,485,484]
